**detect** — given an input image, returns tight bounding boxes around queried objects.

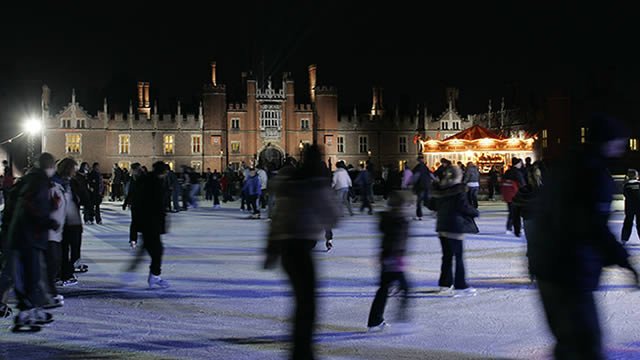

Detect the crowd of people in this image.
[1,114,640,359]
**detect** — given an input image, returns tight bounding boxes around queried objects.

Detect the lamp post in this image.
[219,149,224,172]
[24,117,42,169]
[367,149,372,161]
[299,141,304,161]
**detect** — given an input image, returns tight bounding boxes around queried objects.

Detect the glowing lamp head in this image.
[24,118,42,135]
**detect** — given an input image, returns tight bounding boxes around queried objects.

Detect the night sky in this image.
[1,2,637,138]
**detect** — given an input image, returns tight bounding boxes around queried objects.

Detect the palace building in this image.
[42,62,529,173]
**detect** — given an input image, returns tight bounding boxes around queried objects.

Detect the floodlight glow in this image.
[24,118,42,135]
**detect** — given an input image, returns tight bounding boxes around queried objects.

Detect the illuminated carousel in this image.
[419,125,536,173]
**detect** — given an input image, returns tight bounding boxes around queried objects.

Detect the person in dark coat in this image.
[7,153,59,330]
[529,114,640,359]
[86,163,103,224]
[621,168,640,245]
[412,155,434,220]
[501,163,522,235]
[367,190,412,331]
[355,163,373,215]
[512,162,543,278]
[242,168,262,218]
[210,173,222,209]
[487,165,501,201]
[125,162,170,289]
[264,147,339,360]
[462,162,480,208]
[122,163,142,249]
[429,165,479,296]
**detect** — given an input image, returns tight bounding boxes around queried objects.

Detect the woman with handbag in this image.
[428,165,479,297]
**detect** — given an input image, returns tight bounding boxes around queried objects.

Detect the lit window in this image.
[166,161,175,171]
[164,135,175,155]
[301,118,310,130]
[192,135,202,154]
[231,118,240,130]
[399,136,408,153]
[191,161,202,173]
[65,134,81,154]
[118,161,130,170]
[542,129,548,149]
[581,127,587,144]
[359,135,368,153]
[231,141,240,153]
[119,134,130,154]
[337,136,345,153]
[631,138,638,151]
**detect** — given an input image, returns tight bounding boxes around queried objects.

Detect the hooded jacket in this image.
[429,183,479,234]
[8,168,58,251]
[331,168,352,190]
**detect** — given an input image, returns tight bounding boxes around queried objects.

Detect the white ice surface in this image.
[2,200,640,360]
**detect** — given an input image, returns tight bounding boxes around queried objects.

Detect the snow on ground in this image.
[2,200,640,360]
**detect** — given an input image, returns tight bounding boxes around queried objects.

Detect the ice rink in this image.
[2,200,640,360]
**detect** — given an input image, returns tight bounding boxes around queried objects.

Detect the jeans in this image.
[281,240,316,360]
[61,225,82,281]
[468,186,479,208]
[12,248,50,311]
[84,197,102,223]
[367,271,409,327]
[360,189,372,214]
[416,191,429,218]
[507,202,522,235]
[189,184,200,208]
[45,241,61,296]
[144,231,164,276]
[438,237,468,289]
[621,209,640,242]
[213,191,220,206]
[337,188,353,215]
[538,280,603,360]
[247,194,259,215]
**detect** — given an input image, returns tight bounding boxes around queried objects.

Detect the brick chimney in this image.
[211,61,217,86]
[308,64,317,102]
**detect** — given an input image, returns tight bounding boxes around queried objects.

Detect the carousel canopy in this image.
[443,125,504,141]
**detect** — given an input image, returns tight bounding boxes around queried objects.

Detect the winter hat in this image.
[587,113,628,144]
[439,165,463,188]
[627,169,638,179]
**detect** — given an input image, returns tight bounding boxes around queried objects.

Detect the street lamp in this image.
[24,117,42,169]
[299,141,304,161]
[367,149,372,160]
[219,149,224,172]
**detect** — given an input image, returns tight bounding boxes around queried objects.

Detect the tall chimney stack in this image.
[308,64,317,102]
[211,61,217,86]
[137,82,144,108]
[144,82,150,108]
[370,86,384,116]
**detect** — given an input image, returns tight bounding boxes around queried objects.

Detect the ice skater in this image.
[367,191,412,331]
[429,165,479,297]
[621,168,640,245]
[123,161,170,289]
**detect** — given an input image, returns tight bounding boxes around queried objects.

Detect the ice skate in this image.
[325,240,333,252]
[43,295,64,309]
[74,263,89,273]
[438,286,455,296]
[129,241,137,249]
[367,322,389,332]
[148,273,170,289]
[0,304,13,319]
[454,287,477,298]
[62,275,78,287]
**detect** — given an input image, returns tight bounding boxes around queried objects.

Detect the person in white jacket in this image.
[45,161,71,308]
[332,161,353,216]
[257,166,268,209]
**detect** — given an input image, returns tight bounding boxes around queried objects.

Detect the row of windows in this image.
[115,160,202,173]
[335,135,409,154]
[61,119,86,129]
[441,121,460,131]
[65,134,203,155]
[66,134,412,156]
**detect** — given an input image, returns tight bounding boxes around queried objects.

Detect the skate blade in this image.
[11,325,42,333]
